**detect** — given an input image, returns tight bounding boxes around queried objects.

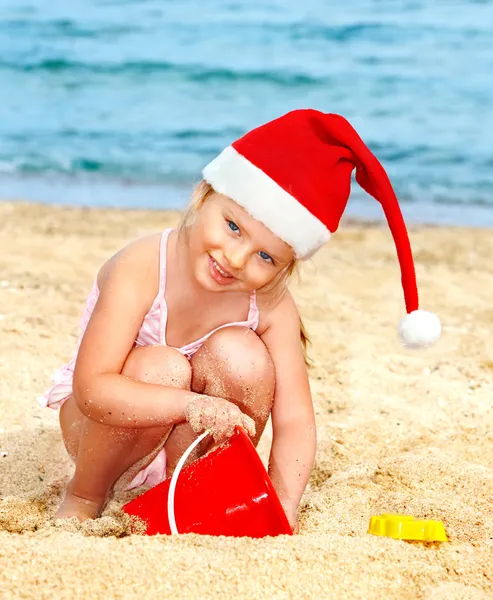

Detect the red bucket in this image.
[123,427,292,538]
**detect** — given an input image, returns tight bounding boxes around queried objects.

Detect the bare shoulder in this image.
[256,289,301,337]
[97,232,162,295]
[72,232,165,386]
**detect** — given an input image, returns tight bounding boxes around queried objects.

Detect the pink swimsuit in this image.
[38,227,259,489]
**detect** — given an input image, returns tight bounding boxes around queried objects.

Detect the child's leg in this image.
[56,345,192,521]
[164,326,275,476]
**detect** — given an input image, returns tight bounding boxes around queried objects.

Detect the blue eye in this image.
[227,220,239,233]
[258,251,273,263]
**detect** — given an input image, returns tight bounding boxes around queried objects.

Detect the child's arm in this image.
[72,236,195,428]
[72,236,249,435]
[260,294,317,531]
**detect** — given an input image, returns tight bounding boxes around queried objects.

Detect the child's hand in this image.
[185,395,256,444]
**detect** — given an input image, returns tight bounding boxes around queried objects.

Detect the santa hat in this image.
[203,109,441,348]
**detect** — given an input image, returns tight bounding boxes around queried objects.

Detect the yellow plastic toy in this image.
[368,514,448,542]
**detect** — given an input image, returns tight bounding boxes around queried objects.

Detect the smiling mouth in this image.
[209,255,236,282]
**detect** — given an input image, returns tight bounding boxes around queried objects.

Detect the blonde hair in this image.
[178,180,312,367]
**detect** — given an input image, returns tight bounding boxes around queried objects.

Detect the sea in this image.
[1,0,492,225]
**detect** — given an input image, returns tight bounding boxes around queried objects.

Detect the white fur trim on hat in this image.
[398,310,441,348]
[202,145,331,259]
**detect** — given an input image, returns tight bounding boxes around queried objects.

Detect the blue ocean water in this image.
[0,0,492,225]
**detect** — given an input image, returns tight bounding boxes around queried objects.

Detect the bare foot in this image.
[55,487,106,522]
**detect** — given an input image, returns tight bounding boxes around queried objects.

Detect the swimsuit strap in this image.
[247,290,260,325]
[158,228,173,297]
[158,228,174,344]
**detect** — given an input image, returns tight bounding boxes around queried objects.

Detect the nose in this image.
[224,243,249,271]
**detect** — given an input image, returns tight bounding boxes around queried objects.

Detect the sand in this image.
[1,200,492,599]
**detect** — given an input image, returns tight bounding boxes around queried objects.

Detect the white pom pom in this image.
[398,310,441,349]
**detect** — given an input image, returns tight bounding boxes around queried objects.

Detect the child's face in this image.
[187,192,295,293]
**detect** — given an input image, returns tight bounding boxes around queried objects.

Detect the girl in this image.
[39,110,440,532]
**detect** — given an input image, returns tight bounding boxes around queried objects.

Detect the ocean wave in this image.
[0,156,188,182]
[0,18,140,39]
[1,155,491,208]
[4,126,243,144]
[0,58,321,86]
[283,21,492,43]
[3,15,490,49]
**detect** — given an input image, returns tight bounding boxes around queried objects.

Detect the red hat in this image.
[203,109,441,348]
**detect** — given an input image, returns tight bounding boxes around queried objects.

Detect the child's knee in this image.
[196,327,275,398]
[122,345,192,389]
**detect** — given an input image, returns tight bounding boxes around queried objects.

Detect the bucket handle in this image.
[167,431,210,535]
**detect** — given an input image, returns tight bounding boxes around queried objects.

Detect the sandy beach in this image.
[1,200,492,599]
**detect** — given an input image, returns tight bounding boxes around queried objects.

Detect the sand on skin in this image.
[0,200,492,599]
